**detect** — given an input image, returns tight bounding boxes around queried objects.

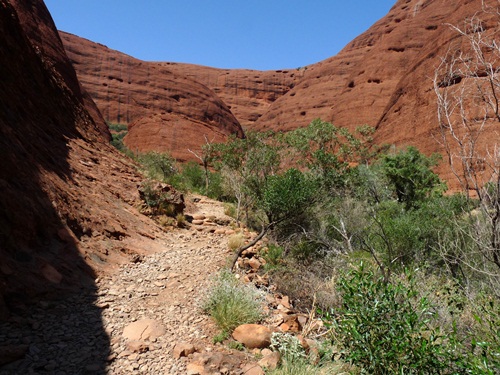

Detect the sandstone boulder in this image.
[232,324,272,349]
[172,342,196,359]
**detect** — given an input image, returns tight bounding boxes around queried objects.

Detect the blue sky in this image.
[44,1,396,70]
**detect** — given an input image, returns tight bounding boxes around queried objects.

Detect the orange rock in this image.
[232,324,272,349]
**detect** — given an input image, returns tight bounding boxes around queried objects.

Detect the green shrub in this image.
[381,146,445,209]
[202,270,263,335]
[270,332,307,363]
[323,262,456,374]
[107,122,128,132]
[139,180,177,217]
[262,244,285,270]
[464,296,500,374]
[262,168,316,223]
[268,333,353,375]
[138,152,177,181]
[179,162,206,193]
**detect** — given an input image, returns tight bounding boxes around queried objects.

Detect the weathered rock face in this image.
[252,1,496,167]
[161,63,302,128]
[60,32,245,160]
[0,0,163,312]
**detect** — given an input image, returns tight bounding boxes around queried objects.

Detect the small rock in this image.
[248,258,261,270]
[258,351,280,370]
[0,345,28,366]
[172,342,196,359]
[186,362,204,375]
[122,319,165,341]
[127,340,149,353]
[41,263,63,284]
[242,363,265,375]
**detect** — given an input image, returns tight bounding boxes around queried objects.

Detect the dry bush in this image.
[227,232,246,251]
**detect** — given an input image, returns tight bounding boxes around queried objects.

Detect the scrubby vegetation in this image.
[108,7,500,372]
[125,117,500,372]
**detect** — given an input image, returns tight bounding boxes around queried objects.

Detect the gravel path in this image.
[0,197,240,374]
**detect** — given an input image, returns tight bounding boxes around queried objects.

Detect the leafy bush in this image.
[138,152,177,181]
[262,168,316,223]
[324,262,456,374]
[268,332,353,374]
[464,296,500,373]
[139,180,178,216]
[179,162,205,193]
[381,146,445,209]
[202,270,263,335]
[262,244,285,271]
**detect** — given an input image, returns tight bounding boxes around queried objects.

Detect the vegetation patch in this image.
[202,270,264,337]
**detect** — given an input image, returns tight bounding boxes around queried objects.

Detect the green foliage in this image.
[138,152,177,181]
[107,122,129,152]
[381,146,446,209]
[139,180,177,216]
[202,270,263,335]
[212,331,228,344]
[261,168,316,223]
[107,122,128,132]
[283,119,378,190]
[465,297,500,373]
[110,132,127,151]
[270,332,307,362]
[179,162,205,192]
[324,262,455,374]
[262,244,285,270]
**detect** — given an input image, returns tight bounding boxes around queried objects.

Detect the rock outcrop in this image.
[0,0,164,315]
[60,32,245,160]
[161,63,301,128]
[251,0,499,183]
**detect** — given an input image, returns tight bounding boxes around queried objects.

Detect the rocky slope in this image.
[0,0,170,325]
[160,62,302,129]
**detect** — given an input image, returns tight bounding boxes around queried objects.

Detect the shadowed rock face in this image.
[0,0,162,315]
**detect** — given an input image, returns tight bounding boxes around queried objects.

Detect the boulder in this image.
[232,324,272,349]
[258,351,280,370]
[138,182,185,215]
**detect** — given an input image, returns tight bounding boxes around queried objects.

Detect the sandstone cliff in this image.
[60,32,245,160]
[0,0,164,316]
[59,0,500,187]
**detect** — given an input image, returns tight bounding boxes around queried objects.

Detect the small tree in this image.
[381,146,445,209]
